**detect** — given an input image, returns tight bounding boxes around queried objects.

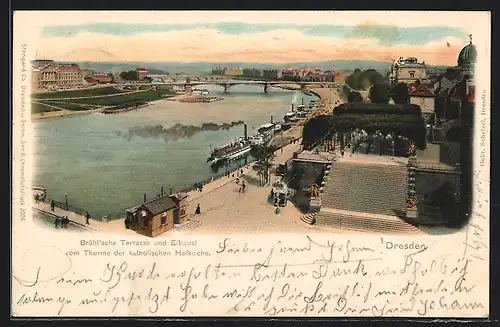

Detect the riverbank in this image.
[31,88,176,120]
[31,107,106,120]
[308,85,343,115]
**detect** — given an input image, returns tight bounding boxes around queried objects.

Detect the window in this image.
[409,71,415,78]
[181,208,186,216]
[161,212,167,226]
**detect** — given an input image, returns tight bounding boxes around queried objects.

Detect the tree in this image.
[347,91,363,103]
[119,70,137,81]
[392,82,410,104]
[250,145,276,186]
[346,69,385,91]
[369,83,391,104]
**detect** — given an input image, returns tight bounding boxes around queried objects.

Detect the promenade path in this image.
[39,88,151,101]
[32,201,116,233]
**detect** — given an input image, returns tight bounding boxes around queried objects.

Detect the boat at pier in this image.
[257,123,276,142]
[207,136,263,167]
[283,112,296,122]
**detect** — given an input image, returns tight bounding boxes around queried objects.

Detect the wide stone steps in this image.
[314,211,420,234]
[175,219,202,232]
[321,162,407,216]
[300,213,317,225]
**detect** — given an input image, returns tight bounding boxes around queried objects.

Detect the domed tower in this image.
[457,34,477,67]
[457,35,477,82]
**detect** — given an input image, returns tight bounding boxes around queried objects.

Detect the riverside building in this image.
[389,57,427,86]
[31,61,85,92]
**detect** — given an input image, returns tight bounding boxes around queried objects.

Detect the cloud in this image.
[32,19,474,66]
[40,22,469,47]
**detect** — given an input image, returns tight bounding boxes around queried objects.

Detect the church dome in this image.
[457,38,477,66]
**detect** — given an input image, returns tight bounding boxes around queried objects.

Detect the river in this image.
[32,84,319,218]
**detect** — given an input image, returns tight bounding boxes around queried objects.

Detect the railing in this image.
[177,158,256,195]
[48,199,102,219]
[415,161,461,173]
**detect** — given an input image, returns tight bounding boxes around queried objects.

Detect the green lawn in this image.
[50,89,174,106]
[43,101,97,111]
[31,101,62,114]
[32,86,125,100]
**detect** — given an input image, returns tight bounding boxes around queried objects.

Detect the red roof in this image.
[409,82,434,97]
[84,77,98,84]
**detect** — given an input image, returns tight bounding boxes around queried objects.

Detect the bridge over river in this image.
[119,79,340,93]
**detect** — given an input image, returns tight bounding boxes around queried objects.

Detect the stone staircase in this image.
[321,162,407,216]
[175,219,202,232]
[300,212,318,225]
[314,210,421,234]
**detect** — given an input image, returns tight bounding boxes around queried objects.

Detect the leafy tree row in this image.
[345,69,386,90]
[302,112,426,150]
[368,82,411,105]
[119,70,138,81]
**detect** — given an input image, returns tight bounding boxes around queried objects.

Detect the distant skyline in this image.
[17,11,484,66]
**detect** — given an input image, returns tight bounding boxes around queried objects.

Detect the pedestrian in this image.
[50,200,55,212]
[199,185,203,192]
[195,204,201,214]
[240,169,243,175]
[85,212,91,225]
[341,150,345,157]
[54,217,60,229]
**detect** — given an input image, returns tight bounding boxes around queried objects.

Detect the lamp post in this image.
[391,133,395,159]
[65,193,68,210]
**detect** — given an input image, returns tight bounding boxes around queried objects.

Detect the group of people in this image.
[193,182,204,192]
[54,216,70,229]
[34,193,46,204]
[237,179,246,193]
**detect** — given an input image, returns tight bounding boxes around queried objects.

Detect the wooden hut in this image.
[125,193,189,237]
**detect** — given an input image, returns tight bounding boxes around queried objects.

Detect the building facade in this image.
[242,68,262,78]
[31,64,59,92]
[409,81,436,121]
[389,57,427,86]
[56,64,85,90]
[92,73,114,84]
[223,68,244,76]
[31,61,86,92]
[262,69,282,80]
[136,68,148,80]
